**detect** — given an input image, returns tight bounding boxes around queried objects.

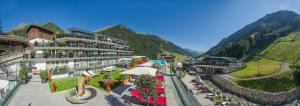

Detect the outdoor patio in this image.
[7,82,125,106]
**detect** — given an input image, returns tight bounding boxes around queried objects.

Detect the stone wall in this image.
[211,75,300,104]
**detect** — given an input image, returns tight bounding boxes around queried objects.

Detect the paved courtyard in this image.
[8,82,123,106]
[7,65,183,106]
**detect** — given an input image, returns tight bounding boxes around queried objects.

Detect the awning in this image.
[137,61,153,67]
[121,67,157,76]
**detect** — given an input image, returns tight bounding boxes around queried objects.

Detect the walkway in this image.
[164,65,183,106]
[8,82,120,106]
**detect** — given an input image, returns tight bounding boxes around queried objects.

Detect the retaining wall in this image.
[211,75,300,104]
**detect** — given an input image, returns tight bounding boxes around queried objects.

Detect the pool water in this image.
[151,60,167,65]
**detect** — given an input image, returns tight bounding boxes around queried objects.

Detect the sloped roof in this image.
[0,34,28,43]
[26,25,54,34]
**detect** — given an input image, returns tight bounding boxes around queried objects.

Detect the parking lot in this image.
[181,74,214,106]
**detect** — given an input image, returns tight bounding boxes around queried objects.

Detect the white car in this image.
[221,101,231,106]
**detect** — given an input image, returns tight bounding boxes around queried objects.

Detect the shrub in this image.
[19,63,28,79]
[99,70,106,74]
[39,71,49,79]
[120,74,130,80]
[171,65,177,74]
[19,69,28,79]
[50,82,57,92]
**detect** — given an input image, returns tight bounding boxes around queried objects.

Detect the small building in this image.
[199,56,244,73]
[184,56,244,74]
[26,25,54,44]
[157,52,175,63]
[0,34,28,54]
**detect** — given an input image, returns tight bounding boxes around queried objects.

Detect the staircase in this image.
[0,49,27,80]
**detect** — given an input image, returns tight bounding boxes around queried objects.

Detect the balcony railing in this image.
[33,43,133,52]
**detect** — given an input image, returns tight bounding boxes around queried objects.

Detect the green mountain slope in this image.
[205,10,300,58]
[261,31,300,64]
[96,24,192,59]
[8,22,64,37]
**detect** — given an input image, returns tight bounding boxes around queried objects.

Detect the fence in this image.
[170,68,202,106]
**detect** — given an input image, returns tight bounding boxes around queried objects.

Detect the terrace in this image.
[7,57,194,106]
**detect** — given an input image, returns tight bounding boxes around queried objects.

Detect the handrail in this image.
[0,49,25,61]
[0,80,21,106]
[0,49,25,57]
[171,74,202,106]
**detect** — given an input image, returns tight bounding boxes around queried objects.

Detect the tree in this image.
[135,74,157,106]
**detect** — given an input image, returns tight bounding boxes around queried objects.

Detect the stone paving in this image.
[8,82,121,106]
[163,65,183,106]
[8,64,183,106]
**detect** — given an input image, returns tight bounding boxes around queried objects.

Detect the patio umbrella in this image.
[121,67,157,76]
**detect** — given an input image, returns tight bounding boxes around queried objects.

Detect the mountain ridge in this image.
[204,10,300,58]
[95,24,194,59]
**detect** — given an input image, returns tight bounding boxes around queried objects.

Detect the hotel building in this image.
[24,25,133,74]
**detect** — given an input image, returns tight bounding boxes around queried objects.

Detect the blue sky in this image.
[1,0,300,51]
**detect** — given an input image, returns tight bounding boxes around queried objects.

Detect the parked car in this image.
[221,101,231,106]
[188,71,196,75]
[205,93,214,99]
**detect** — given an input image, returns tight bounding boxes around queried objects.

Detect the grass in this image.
[261,31,300,64]
[49,77,79,92]
[230,58,280,78]
[235,72,300,92]
[49,69,123,92]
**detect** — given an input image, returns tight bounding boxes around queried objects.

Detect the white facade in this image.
[29,38,52,44]
[34,62,46,70]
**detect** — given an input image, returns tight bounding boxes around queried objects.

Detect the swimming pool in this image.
[151,60,167,65]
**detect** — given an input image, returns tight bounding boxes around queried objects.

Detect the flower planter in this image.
[50,82,57,92]
[41,79,47,83]
[122,78,129,85]
[21,79,28,84]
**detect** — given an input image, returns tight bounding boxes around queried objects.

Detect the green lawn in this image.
[230,58,280,78]
[49,69,123,92]
[235,72,300,92]
[260,32,300,64]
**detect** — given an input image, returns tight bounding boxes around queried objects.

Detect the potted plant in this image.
[50,82,57,92]
[19,66,28,84]
[99,70,106,74]
[39,71,48,83]
[103,74,113,92]
[120,74,130,85]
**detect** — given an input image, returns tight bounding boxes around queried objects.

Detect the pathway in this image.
[164,65,183,106]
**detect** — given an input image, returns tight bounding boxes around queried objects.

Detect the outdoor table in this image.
[156,87,165,94]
